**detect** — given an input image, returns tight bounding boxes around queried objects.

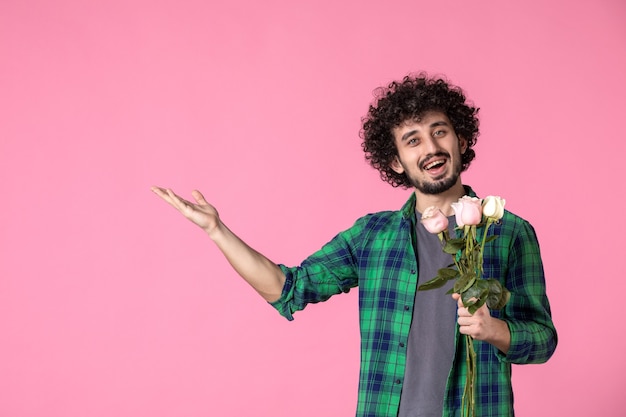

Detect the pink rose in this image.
[451,196,483,227]
[421,206,449,234]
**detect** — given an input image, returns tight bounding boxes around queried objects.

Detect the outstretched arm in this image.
[151,186,286,302]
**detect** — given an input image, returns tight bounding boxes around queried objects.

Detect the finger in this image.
[166,188,192,212]
[151,186,168,199]
[457,316,473,326]
[452,293,463,308]
[457,306,471,317]
[473,303,490,316]
[152,186,178,206]
[191,189,207,205]
[457,323,473,337]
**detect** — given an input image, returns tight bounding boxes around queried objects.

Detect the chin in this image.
[415,175,459,195]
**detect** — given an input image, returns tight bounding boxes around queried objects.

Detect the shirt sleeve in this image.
[494,216,558,364]
[269,220,364,321]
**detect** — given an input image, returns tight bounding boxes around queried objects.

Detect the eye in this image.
[407,137,419,146]
[433,129,447,138]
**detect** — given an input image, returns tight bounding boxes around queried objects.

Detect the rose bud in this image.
[482,195,506,221]
[421,206,449,234]
[451,196,483,227]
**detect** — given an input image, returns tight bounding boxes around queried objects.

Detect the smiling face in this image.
[390,111,467,196]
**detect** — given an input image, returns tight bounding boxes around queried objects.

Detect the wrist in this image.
[487,317,511,354]
[205,220,226,241]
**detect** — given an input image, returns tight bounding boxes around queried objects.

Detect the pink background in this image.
[1,0,625,416]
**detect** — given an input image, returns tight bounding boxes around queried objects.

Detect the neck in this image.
[414,181,466,216]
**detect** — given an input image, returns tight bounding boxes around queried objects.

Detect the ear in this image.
[459,136,468,154]
[390,156,405,174]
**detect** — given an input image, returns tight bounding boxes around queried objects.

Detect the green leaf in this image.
[418,275,448,291]
[453,273,476,294]
[443,238,465,255]
[485,279,510,310]
[438,267,459,280]
[418,267,461,291]
[462,281,489,314]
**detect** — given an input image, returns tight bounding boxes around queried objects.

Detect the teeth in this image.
[425,160,444,170]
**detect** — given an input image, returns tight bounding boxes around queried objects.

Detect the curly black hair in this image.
[360,73,480,188]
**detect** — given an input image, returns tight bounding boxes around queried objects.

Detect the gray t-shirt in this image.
[398,214,457,417]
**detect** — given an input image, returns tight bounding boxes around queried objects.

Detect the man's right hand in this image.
[151,185,286,301]
[151,187,221,237]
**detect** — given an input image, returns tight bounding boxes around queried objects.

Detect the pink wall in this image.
[1,0,625,416]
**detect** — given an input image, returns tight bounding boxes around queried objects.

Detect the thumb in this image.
[191,189,207,204]
[451,292,464,307]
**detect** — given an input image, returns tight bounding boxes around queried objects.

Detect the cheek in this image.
[398,152,420,172]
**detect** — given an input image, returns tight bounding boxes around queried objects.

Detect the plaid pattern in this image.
[271,188,557,417]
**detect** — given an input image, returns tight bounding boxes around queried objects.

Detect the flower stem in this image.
[462,334,477,417]
[477,219,493,275]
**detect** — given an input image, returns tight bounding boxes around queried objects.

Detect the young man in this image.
[152,74,557,417]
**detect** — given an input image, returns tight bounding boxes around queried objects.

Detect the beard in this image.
[406,152,463,195]
[412,173,460,194]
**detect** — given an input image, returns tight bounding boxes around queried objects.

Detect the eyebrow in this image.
[400,120,450,142]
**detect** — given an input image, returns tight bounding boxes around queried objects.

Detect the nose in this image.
[422,136,442,155]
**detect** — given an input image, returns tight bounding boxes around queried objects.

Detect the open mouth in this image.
[423,159,446,171]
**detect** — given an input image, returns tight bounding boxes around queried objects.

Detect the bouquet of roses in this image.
[419,195,510,417]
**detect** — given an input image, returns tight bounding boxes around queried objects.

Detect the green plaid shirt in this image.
[271,187,557,417]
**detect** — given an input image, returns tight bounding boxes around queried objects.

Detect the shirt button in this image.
[410,269,416,274]
[395,379,402,384]
[404,306,410,311]
[399,342,405,348]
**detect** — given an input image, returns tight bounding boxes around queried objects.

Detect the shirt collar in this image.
[400,185,477,220]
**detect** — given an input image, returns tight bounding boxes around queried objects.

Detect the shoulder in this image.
[340,193,415,240]
[354,209,406,229]
[339,209,408,243]
[494,209,541,248]
[352,192,415,229]
[499,209,536,233]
